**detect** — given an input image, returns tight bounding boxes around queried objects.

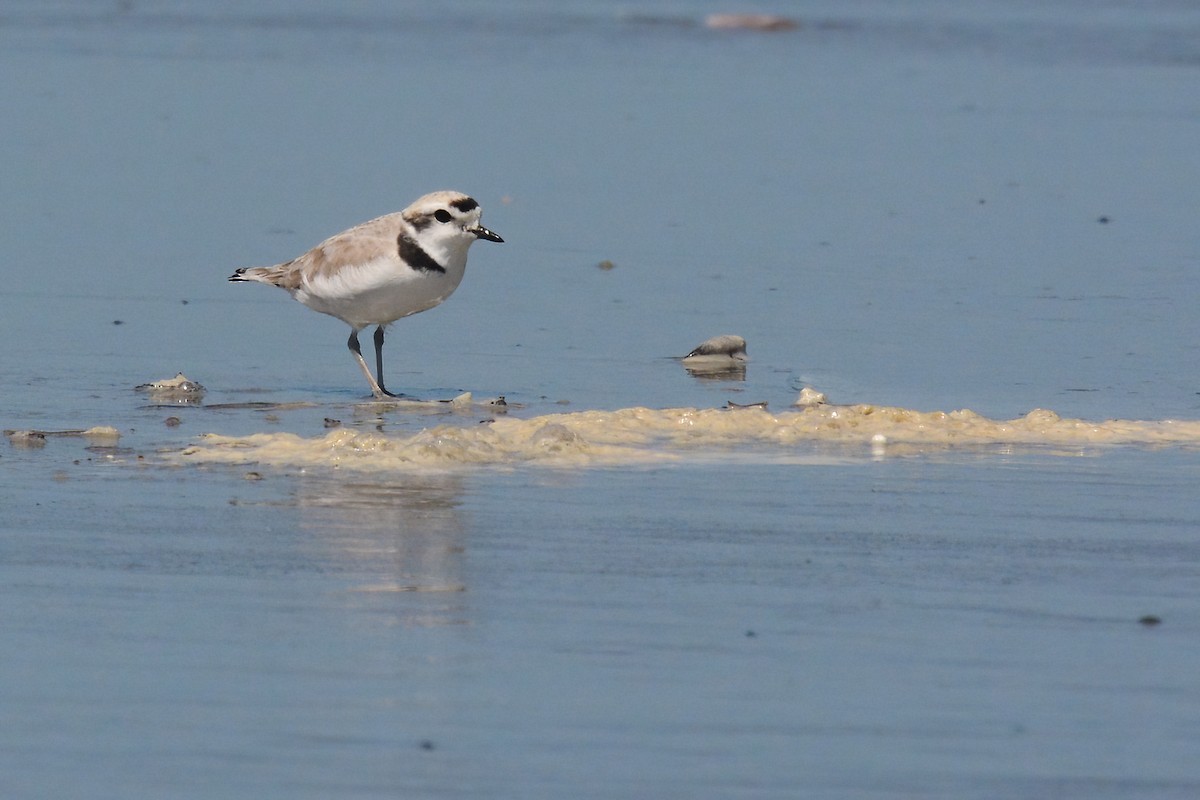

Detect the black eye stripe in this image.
[434,209,452,223]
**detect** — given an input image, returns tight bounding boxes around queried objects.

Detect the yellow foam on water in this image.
[173,403,1200,471]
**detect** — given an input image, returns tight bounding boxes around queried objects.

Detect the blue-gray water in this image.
[3,2,1200,797]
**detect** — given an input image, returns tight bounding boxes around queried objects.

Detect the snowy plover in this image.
[683,335,748,362]
[681,334,748,380]
[229,191,503,398]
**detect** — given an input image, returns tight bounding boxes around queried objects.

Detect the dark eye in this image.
[434,209,452,223]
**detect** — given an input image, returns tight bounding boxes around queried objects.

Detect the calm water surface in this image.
[2,2,1199,797]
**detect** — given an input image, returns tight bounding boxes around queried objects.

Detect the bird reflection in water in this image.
[294,474,470,628]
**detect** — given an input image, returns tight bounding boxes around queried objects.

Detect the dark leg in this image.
[348,329,387,398]
[373,325,399,397]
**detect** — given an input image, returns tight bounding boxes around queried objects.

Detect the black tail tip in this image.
[228,269,247,282]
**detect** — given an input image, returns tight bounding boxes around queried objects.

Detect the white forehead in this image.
[404,190,479,217]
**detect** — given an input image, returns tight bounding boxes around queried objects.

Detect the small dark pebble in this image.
[164,416,181,428]
[181,299,189,305]
[113,320,124,325]
[1138,615,1162,627]
[1097,215,1111,224]
[745,630,757,638]
[597,259,616,271]
[323,418,342,428]
[419,740,436,751]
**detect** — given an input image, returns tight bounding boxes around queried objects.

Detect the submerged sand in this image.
[174,402,1200,470]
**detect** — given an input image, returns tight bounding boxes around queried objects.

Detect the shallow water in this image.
[3,1,1200,797]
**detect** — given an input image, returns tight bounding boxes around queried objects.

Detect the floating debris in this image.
[136,372,206,404]
[433,392,476,408]
[728,401,768,410]
[204,401,315,411]
[164,416,182,428]
[705,14,799,32]
[324,417,342,428]
[5,426,121,450]
[793,387,828,407]
[5,430,46,448]
[597,259,616,271]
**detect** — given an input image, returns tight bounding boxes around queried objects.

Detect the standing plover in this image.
[230,191,503,398]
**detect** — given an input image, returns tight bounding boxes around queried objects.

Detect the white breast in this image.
[292,255,465,328]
